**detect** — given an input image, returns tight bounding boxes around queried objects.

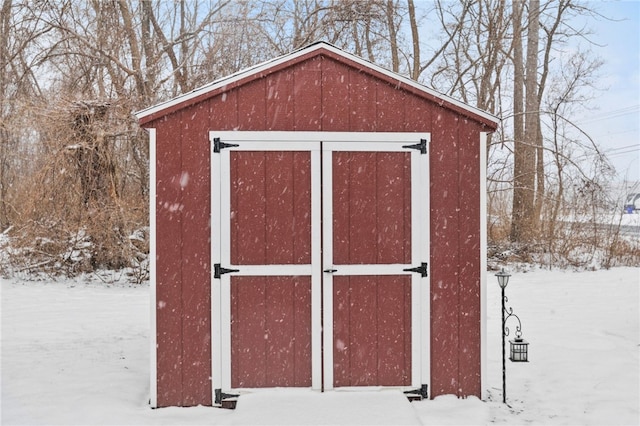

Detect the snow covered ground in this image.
[1,267,639,425]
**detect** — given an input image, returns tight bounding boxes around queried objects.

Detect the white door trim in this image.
[419,136,431,389]
[210,133,223,401]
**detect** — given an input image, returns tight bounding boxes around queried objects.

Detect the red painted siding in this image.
[180,102,212,406]
[332,151,411,265]
[457,118,482,396]
[321,57,350,130]
[430,109,462,396]
[267,70,294,129]
[230,151,311,265]
[154,114,184,407]
[293,56,323,131]
[333,275,412,387]
[154,105,214,407]
[231,276,311,387]
[349,69,377,131]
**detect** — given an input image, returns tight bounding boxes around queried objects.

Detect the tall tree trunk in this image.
[510,0,526,242]
[386,0,399,72]
[534,0,571,235]
[524,0,541,233]
[0,0,12,230]
[407,0,420,80]
[533,117,545,230]
[511,0,540,242]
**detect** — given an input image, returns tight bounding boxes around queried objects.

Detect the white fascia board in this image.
[135,42,499,126]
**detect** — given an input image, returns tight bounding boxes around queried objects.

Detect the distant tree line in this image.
[1,0,636,278]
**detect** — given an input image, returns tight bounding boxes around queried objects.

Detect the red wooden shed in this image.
[136,42,499,408]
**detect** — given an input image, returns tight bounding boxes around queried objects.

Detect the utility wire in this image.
[605,144,640,152]
[607,148,640,157]
[576,105,640,124]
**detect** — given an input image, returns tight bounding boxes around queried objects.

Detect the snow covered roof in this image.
[135,41,500,128]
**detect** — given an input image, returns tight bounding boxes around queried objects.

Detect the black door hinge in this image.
[404,384,428,400]
[403,262,428,277]
[215,388,239,405]
[214,263,240,278]
[402,138,427,154]
[213,137,239,153]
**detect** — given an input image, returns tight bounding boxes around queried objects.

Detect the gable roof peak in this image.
[136,41,499,128]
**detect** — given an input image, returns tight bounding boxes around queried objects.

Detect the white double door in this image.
[211,131,430,394]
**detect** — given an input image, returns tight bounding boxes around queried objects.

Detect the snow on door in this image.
[212,132,429,395]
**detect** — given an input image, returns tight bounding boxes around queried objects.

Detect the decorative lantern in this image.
[496,268,511,289]
[509,336,529,362]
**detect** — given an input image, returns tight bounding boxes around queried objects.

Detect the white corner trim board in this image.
[148,128,158,408]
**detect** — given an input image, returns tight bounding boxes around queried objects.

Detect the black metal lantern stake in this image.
[496,268,528,405]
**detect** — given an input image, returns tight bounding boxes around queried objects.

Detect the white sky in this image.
[575,0,640,183]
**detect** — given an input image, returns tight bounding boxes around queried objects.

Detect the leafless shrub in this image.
[5,99,148,280]
[488,185,640,270]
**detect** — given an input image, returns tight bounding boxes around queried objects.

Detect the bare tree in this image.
[425,0,510,112]
[0,0,629,275]
[0,0,13,231]
[510,0,540,242]
[1,0,50,231]
[509,0,608,243]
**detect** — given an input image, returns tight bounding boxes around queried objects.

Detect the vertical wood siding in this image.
[231,276,312,387]
[154,115,184,407]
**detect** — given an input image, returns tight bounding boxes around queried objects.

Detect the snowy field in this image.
[1,267,638,425]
